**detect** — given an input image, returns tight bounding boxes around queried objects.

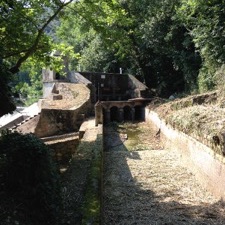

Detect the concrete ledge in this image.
[146,108,225,200]
[41,132,79,143]
[79,118,94,139]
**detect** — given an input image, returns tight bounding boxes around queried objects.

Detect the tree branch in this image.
[9,0,73,74]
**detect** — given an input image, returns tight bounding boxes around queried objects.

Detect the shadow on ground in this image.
[102,122,225,225]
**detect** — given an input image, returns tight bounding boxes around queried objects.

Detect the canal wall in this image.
[146,109,225,200]
[78,120,103,225]
[41,132,80,163]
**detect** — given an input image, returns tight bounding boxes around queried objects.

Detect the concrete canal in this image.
[102,122,225,225]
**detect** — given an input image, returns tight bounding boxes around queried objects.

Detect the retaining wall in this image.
[35,83,92,138]
[145,108,225,200]
[42,132,80,162]
[15,114,40,134]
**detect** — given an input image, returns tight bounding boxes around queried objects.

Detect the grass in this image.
[153,91,225,156]
[80,134,103,225]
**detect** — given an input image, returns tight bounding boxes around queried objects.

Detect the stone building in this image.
[2,69,150,137]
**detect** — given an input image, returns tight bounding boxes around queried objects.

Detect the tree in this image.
[0,0,73,116]
[13,60,44,106]
[58,0,201,96]
[177,0,225,92]
[56,0,130,73]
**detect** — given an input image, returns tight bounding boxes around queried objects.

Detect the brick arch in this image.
[95,99,150,125]
[104,100,144,109]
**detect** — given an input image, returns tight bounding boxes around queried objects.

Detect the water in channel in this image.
[102,122,225,225]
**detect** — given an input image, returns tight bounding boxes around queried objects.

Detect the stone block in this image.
[51,94,63,100]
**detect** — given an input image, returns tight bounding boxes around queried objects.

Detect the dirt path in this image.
[103,122,225,225]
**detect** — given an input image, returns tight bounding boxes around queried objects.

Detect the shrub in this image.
[0,131,61,224]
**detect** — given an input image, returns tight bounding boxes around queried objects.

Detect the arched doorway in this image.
[124,106,132,121]
[110,106,119,122]
[103,108,109,124]
[135,106,145,121]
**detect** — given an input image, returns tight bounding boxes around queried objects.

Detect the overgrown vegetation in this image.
[81,136,102,225]
[153,91,225,157]
[0,131,61,225]
[1,0,225,113]
[0,0,73,114]
[56,0,224,97]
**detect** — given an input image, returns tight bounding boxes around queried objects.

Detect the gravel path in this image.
[103,122,225,225]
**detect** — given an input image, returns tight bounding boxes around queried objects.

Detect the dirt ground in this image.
[103,122,225,225]
[2,119,224,225]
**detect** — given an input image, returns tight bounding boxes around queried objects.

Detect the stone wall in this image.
[35,83,92,138]
[68,72,96,103]
[145,108,225,200]
[16,114,40,134]
[43,133,79,163]
[79,72,149,101]
[35,101,91,138]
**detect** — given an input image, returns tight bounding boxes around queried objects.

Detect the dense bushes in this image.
[0,131,61,224]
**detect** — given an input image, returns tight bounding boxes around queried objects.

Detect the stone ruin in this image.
[2,69,151,138]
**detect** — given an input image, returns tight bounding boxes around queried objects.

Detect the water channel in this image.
[102,122,225,225]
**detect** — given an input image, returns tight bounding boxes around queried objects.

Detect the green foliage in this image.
[57,0,201,96]
[57,0,225,95]
[77,34,120,72]
[56,5,123,73]
[1,0,51,66]
[14,61,43,106]
[0,0,73,115]
[215,64,225,91]
[2,0,223,104]
[0,131,61,224]
[80,135,103,225]
[177,0,225,91]
[138,0,201,95]
[0,60,16,116]
[198,64,217,93]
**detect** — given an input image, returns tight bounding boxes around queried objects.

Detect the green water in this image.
[116,123,149,151]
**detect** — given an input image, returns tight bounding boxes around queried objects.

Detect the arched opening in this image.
[110,106,119,122]
[124,106,132,121]
[103,108,107,124]
[135,106,145,121]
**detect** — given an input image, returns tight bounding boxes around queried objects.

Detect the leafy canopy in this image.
[0,0,73,116]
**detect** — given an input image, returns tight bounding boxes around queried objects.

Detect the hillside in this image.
[148,90,225,157]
